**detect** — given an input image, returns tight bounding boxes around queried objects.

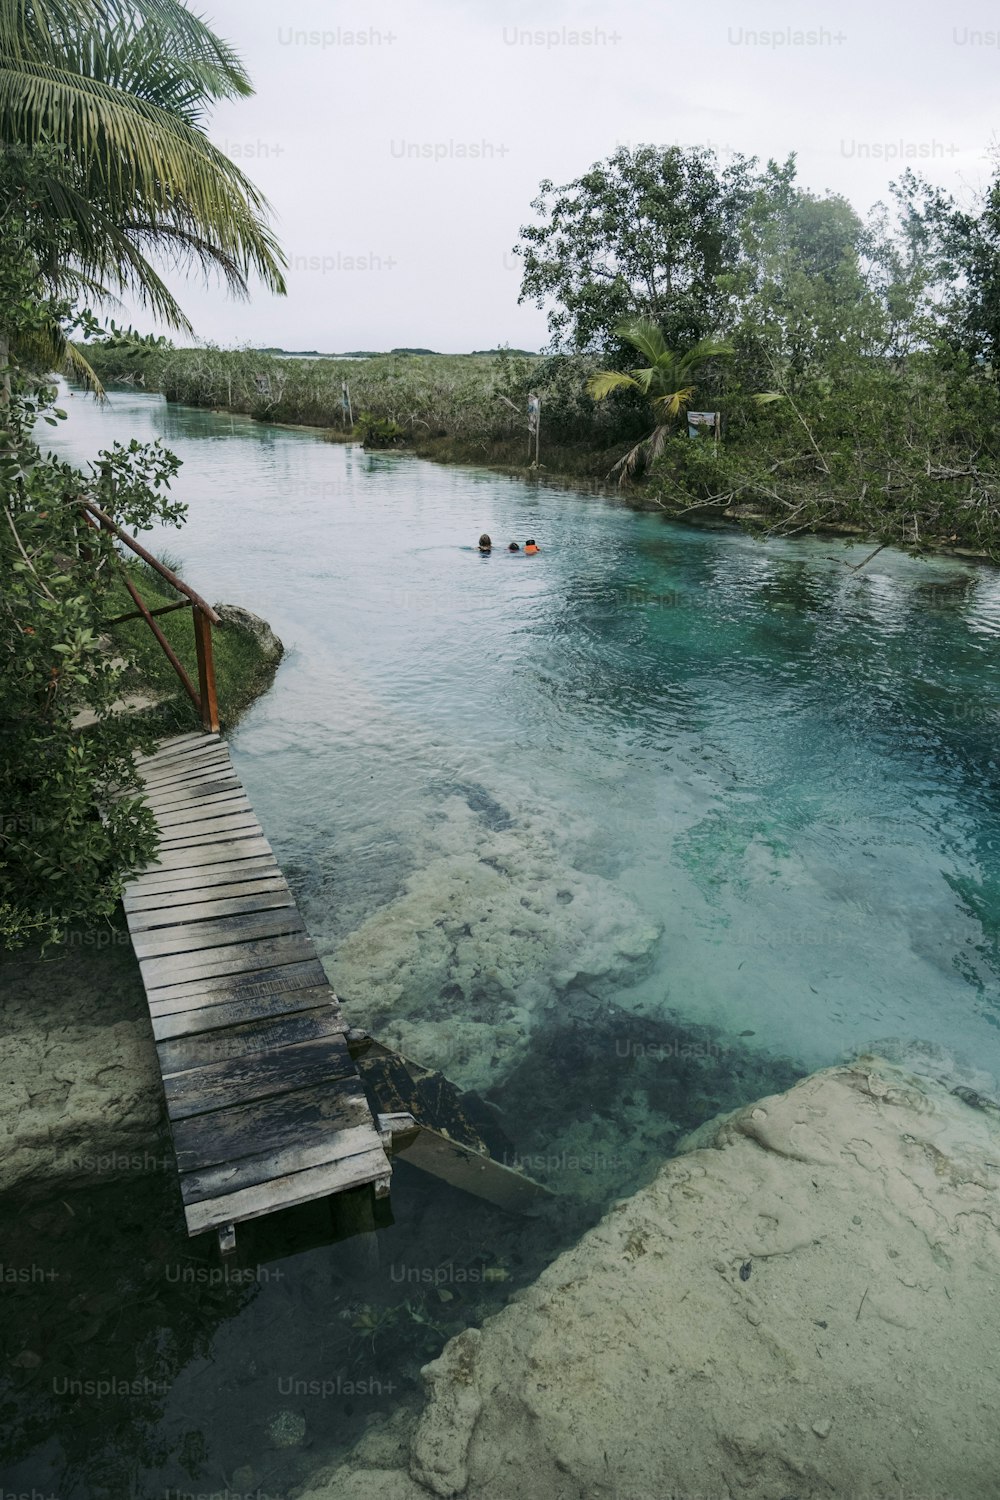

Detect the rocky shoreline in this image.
[6,939,999,1500]
[299,1058,1000,1500]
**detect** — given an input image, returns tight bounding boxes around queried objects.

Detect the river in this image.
[4,384,1000,1495]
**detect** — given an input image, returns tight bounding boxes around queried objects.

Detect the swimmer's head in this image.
[479,533,492,550]
[508,541,520,551]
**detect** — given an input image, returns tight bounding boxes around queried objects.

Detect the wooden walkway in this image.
[121,731,392,1246]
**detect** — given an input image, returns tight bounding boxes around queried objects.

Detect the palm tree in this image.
[0,0,286,382]
[588,319,734,483]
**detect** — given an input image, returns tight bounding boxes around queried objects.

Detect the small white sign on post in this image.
[687,410,720,442]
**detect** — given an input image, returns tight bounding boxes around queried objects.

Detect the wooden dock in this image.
[121,731,392,1249]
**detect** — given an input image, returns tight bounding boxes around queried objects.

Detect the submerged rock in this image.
[300,1059,1000,1499]
[329,793,661,1093]
[267,1409,307,1448]
[0,939,164,1197]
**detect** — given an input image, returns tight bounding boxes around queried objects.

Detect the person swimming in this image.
[478,533,492,553]
[524,538,539,554]
[508,541,520,552]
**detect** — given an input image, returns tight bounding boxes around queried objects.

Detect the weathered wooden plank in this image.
[131,907,306,960]
[181,1123,378,1206]
[183,1146,390,1236]
[138,835,274,873]
[139,756,233,792]
[140,749,228,781]
[124,872,290,913]
[144,767,242,797]
[165,1033,355,1118]
[151,984,340,1040]
[392,1127,553,1211]
[157,812,262,846]
[136,733,217,767]
[140,931,317,989]
[157,1005,346,1077]
[155,794,253,829]
[138,732,224,763]
[138,730,218,758]
[145,778,244,812]
[141,747,231,783]
[126,856,280,896]
[147,956,330,1010]
[171,1075,366,1170]
[127,887,295,930]
[139,768,237,800]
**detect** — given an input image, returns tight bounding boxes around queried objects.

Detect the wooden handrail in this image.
[79,497,220,733]
[104,599,190,627]
[78,498,220,623]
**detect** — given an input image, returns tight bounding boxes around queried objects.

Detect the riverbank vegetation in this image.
[0,0,285,948]
[88,142,1000,557]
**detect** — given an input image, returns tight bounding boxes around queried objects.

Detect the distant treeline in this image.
[84,343,646,466]
[255,346,539,358]
[86,138,1000,557]
[85,335,1000,557]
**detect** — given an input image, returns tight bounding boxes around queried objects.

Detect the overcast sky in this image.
[136,0,1000,353]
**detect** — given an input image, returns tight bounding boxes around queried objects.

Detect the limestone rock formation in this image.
[213,601,284,662]
[300,1059,1000,1500]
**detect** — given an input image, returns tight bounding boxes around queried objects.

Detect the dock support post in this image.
[218,1223,236,1256]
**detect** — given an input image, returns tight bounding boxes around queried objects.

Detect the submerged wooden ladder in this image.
[122,731,392,1253]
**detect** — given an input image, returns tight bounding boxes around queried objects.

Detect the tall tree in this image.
[514,144,780,354]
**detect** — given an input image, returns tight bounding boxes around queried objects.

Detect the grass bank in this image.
[108,559,282,733]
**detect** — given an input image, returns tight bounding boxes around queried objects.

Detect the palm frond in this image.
[651,385,696,418]
[9,317,104,395]
[588,369,640,401]
[615,317,668,364]
[686,336,735,363]
[647,424,673,464]
[63,336,104,395]
[0,58,286,300]
[2,0,253,95]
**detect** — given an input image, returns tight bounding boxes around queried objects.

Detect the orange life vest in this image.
[524,543,539,554]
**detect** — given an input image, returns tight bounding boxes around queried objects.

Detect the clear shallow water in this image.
[4,385,1000,1495]
[45,385,1000,1074]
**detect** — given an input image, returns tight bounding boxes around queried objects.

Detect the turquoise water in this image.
[4,385,1000,1495]
[46,386,1000,1075]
